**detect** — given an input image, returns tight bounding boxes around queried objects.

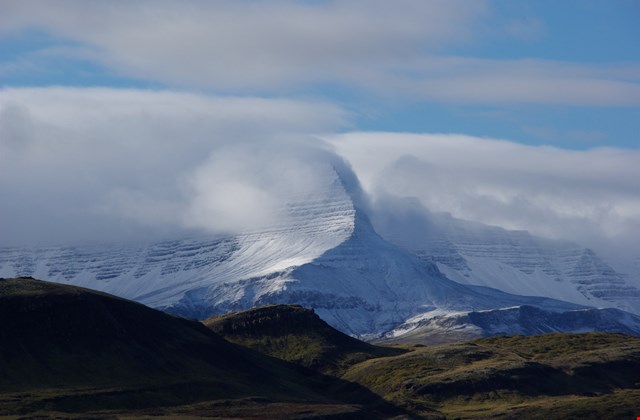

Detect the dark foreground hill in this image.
[0,277,403,418]
[4,277,640,419]
[204,304,405,375]
[343,333,640,419]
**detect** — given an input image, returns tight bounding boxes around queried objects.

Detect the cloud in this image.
[328,132,640,261]
[2,1,639,106]
[382,57,640,106]
[0,0,486,90]
[182,136,344,234]
[523,126,609,144]
[0,87,347,246]
[1,86,637,272]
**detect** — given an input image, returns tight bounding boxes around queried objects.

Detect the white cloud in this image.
[1,86,637,269]
[0,87,346,246]
[328,132,640,260]
[2,1,639,106]
[381,57,640,106]
[0,0,486,90]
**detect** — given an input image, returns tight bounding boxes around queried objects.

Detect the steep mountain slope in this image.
[217,213,605,336]
[374,199,640,316]
[204,304,404,375]
[166,207,640,340]
[0,277,402,418]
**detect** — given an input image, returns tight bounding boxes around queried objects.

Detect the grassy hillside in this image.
[204,304,404,375]
[343,333,640,419]
[0,277,403,418]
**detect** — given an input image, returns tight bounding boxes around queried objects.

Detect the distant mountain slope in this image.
[0,277,402,418]
[344,333,640,419]
[379,303,640,345]
[204,304,404,375]
[374,199,640,315]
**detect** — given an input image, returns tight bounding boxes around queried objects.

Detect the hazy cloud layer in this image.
[328,132,640,262]
[2,0,638,106]
[0,88,346,246]
[1,87,638,268]
[389,57,640,106]
[0,0,483,89]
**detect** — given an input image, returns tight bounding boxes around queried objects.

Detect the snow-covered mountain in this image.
[0,160,357,309]
[2,162,639,339]
[373,199,640,316]
[165,209,602,336]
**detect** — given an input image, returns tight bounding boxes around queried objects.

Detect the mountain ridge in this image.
[373,197,640,315]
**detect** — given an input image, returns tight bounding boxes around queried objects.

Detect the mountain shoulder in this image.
[204,304,405,375]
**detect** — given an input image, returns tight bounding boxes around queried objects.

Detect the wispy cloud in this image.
[523,126,609,144]
[382,57,640,106]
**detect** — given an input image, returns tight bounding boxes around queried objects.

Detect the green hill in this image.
[204,304,405,375]
[0,277,402,418]
[343,333,640,419]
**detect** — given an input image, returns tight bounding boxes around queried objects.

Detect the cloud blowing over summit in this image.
[0,0,638,262]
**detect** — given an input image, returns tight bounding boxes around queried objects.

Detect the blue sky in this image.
[1,0,638,148]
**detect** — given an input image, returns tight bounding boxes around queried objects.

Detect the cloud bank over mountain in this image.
[0,88,347,245]
[329,132,640,264]
[0,2,638,261]
[1,86,638,269]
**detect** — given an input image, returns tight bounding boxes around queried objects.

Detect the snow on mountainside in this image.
[0,161,356,308]
[165,210,593,336]
[1,162,639,339]
[373,199,640,316]
[380,304,640,345]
